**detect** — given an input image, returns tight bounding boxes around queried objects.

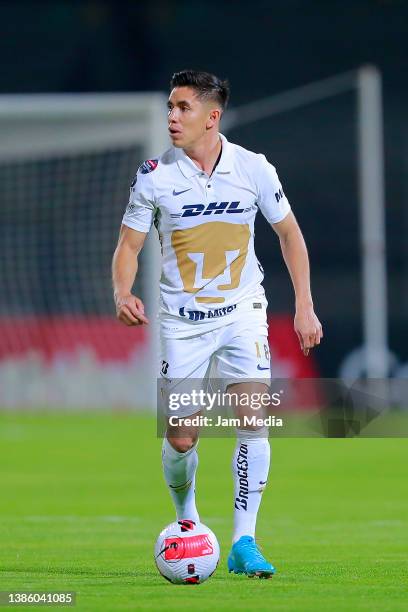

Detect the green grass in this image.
[0,412,407,611]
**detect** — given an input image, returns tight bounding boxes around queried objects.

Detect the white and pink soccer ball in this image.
[154,519,220,584]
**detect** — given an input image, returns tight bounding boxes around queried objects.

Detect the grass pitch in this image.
[0,412,407,611]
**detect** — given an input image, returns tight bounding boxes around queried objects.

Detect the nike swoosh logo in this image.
[257,365,269,371]
[173,188,192,196]
[259,481,267,485]
[169,480,192,491]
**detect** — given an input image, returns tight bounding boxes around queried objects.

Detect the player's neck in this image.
[183,133,222,176]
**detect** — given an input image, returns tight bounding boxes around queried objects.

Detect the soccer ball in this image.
[154,519,220,584]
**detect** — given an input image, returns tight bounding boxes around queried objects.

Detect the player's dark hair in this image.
[170,70,230,111]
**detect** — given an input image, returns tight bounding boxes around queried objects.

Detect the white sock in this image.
[232,431,270,543]
[162,438,200,523]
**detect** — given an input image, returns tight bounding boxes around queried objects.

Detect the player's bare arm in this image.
[112,225,149,326]
[272,211,323,356]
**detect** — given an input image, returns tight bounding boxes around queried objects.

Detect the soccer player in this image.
[112,70,322,578]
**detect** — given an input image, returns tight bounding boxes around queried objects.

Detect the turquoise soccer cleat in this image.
[227,536,276,579]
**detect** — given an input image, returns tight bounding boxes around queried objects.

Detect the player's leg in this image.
[227,381,274,577]
[214,317,275,577]
[162,416,200,523]
[229,381,271,544]
[160,325,214,523]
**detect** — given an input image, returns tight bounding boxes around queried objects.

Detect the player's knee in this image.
[166,436,197,453]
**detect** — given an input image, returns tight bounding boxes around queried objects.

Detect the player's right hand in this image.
[115,294,149,326]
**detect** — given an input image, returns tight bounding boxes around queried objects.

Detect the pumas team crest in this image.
[139,159,158,174]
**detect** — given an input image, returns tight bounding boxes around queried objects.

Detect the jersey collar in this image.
[175,133,233,179]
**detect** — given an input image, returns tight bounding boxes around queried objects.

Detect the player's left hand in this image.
[294,306,323,356]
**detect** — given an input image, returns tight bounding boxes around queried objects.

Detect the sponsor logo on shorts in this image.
[161,360,169,375]
[234,443,249,511]
[179,304,237,321]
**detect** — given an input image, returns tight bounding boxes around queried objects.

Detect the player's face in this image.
[167,87,217,149]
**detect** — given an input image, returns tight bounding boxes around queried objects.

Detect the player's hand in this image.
[115,294,149,326]
[294,306,323,356]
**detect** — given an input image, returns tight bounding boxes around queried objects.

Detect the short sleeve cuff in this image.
[266,203,291,225]
[122,218,152,233]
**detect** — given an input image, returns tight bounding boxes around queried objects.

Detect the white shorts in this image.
[159,298,271,418]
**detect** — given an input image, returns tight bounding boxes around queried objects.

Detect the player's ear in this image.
[206,108,221,130]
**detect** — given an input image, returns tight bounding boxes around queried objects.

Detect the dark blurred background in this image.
[2,1,407,99]
[1,0,407,380]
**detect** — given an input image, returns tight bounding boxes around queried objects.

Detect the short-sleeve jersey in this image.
[122,133,290,319]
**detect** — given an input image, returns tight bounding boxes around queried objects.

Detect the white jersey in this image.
[122,133,290,321]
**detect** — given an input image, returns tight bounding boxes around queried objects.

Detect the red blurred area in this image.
[268,314,320,378]
[0,316,146,363]
[0,314,319,380]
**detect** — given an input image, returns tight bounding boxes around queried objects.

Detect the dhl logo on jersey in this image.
[170,201,254,219]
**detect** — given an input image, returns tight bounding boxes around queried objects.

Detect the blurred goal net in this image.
[0,94,167,409]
